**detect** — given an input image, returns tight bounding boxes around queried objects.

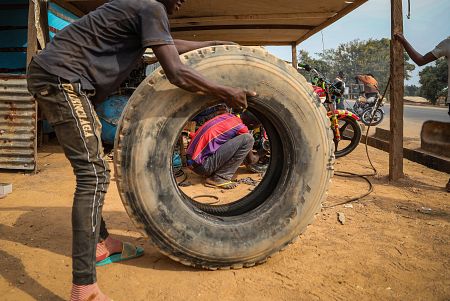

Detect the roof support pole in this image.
[291,42,298,68]
[26,0,38,66]
[389,0,404,181]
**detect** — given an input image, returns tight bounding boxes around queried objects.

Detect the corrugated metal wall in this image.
[0,1,37,171]
[0,77,36,170]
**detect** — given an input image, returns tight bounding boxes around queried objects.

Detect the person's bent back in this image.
[187,113,254,189]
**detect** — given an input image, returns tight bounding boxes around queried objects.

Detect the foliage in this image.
[404,84,420,96]
[419,57,448,104]
[297,38,415,94]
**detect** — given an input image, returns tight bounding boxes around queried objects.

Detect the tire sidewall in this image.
[114,46,333,266]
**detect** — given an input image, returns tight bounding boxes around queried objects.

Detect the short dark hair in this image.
[240,111,260,130]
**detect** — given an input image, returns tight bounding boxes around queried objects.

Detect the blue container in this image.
[96,95,129,145]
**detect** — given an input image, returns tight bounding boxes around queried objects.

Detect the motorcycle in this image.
[299,64,362,158]
[350,94,385,126]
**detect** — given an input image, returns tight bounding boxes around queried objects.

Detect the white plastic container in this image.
[0,183,12,197]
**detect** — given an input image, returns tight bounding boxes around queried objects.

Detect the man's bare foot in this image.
[71,283,111,301]
[96,236,122,262]
[205,176,238,189]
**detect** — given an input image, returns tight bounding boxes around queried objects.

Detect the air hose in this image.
[323,76,391,208]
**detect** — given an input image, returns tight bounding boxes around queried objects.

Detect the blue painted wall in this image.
[0,0,29,73]
[48,2,79,39]
[0,0,79,74]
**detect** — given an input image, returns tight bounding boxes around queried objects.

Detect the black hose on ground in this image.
[324,77,391,208]
[174,168,188,186]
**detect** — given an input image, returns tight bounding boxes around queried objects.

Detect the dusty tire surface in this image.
[114,45,334,269]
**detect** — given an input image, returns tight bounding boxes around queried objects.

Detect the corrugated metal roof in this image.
[0,77,37,170]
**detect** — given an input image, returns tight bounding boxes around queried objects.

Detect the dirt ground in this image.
[0,142,449,301]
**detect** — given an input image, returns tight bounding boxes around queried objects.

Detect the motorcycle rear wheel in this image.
[361,108,384,126]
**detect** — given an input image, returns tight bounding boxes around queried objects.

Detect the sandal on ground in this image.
[204,177,238,189]
[96,242,144,267]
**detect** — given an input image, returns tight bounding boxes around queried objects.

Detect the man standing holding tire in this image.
[27,0,255,300]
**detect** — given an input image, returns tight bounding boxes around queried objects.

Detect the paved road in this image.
[345,100,449,139]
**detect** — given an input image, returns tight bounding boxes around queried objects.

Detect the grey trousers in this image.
[194,133,254,180]
[27,60,110,285]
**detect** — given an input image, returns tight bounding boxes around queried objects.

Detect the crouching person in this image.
[186,111,258,189]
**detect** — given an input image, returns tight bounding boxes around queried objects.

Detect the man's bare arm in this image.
[173,39,237,54]
[152,43,255,109]
[394,33,437,66]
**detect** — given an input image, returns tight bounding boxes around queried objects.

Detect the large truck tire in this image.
[114,45,334,270]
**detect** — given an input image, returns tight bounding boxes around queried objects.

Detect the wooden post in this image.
[389,0,404,180]
[291,42,298,68]
[26,0,39,173]
[26,0,38,66]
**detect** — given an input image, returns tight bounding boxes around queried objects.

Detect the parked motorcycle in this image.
[350,94,385,126]
[299,64,362,158]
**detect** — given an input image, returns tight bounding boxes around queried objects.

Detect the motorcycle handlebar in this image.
[298,63,321,78]
[297,63,311,71]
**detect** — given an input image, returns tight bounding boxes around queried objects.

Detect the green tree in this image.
[419,57,448,104]
[297,50,330,81]
[404,84,420,96]
[297,38,415,94]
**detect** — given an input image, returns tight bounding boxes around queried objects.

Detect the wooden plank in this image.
[171,24,315,32]
[35,0,46,49]
[389,0,404,181]
[51,0,84,17]
[170,12,335,25]
[26,0,38,66]
[39,0,50,45]
[171,28,310,45]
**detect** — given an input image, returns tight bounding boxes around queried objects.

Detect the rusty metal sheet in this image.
[0,77,37,171]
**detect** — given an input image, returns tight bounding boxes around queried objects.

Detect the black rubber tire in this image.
[361,107,384,126]
[114,45,334,270]
[334,116,362,158]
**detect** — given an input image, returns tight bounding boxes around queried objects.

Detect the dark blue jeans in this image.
[27,60,110,285]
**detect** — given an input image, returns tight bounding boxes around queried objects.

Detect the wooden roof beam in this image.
[51,0,84,17]
[170,12,336,25]
[171,24,315,32]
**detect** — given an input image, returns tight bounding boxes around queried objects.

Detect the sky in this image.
[266,0,450,85]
